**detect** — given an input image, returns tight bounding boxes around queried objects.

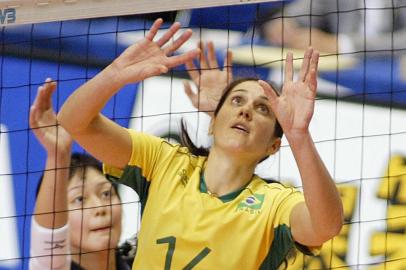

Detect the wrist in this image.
[102,63,126,90]
[285,130,312,146]
[47,148,72,166]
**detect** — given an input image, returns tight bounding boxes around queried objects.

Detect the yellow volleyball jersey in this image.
[104,129,315,270]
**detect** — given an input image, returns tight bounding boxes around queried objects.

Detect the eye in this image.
[72,196,84,205]
[101,189,113,199]
[231,95,243,105]
[256,104,269,114]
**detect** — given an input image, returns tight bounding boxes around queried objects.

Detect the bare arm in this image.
[259,48,343,246]
[30,79,72,229]
[287,133,342,246]
[58,19,200,168]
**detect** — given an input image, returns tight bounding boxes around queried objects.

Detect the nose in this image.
[88,196,108,217]
[239,104,252,121]
[94,204,108,217]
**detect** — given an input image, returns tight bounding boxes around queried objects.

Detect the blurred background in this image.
[1,1,406,269]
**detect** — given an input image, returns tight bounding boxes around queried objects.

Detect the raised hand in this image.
[111,18,200,86]
[259,48,319,138]
[183,41,233,116]
[30,79,72,156]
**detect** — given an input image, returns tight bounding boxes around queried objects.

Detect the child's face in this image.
[67,167,122,253]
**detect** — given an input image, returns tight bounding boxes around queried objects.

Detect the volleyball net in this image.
[1,0,406,269]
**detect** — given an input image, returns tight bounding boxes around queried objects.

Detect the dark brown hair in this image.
[181,78,283,157]
[36,153,119,198]
[68,153,102,179]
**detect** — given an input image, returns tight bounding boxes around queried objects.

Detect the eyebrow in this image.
[231,88,269,101]
[68,185,83,192]
[68,181,111,192]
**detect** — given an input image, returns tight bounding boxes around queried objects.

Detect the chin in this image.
[84,240,118,253]
[223,142,251,153]
[86,233,119,252]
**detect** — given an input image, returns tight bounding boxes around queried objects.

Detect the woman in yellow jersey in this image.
[58,19,343,269]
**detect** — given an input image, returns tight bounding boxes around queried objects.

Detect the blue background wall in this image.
[1,2,406,269]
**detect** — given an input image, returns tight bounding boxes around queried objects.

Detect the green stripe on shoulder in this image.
[259,224,294,270]
[119,165,148,190]
[109,165,150,216]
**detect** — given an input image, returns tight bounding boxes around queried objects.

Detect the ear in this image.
[266,137,281,156]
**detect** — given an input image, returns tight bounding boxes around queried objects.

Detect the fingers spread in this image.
[225,50,233,82]
[310,50,319,77]
[41,79,57,109]
[185,60,200,84]
[145,18,164,41]
[32,86,44,109]
[34,86,49,111]
[167,48,200,69]
[284,52,294,83]
[299,47,313,82]
[258,80,278,105]
[307,68,318,95]
[138,64,168,79]
[198,41,209,69]
[31,78,57,128]
[183,81,198,108]
[207,41,219,69]
[29,105,38,129]
[305,50,319,93]
[163,29,192,55]
[157,22,181,47]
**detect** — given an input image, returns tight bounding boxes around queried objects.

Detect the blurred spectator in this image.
[181,2,284,32]
[262,0,406,55]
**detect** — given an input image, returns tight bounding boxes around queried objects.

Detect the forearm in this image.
[287,132,343,238]
[30,217,70,270]
[34,150,71,229]
[57,64,133,168]
[58,65,123,135]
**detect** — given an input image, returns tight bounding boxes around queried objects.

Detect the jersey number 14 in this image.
[157,236,211,270]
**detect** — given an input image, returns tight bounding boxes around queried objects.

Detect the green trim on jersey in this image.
[259,224,294,270]
[106,165,150,215]
[120,165,150,215]
[199,174,248,203]
[103,129,319,269]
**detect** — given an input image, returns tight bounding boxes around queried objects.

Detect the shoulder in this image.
[250,175,303,203]
[251,175,290,191]
[127,128,165,145]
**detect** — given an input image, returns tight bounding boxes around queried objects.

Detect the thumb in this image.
[258,80,280,112]
[225,50,233,82]
[183,81,198,108]
[139,64,168,80]
[29,105,38,129]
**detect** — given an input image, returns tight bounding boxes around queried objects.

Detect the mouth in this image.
[91,226,112,232]
[231,123,249,134]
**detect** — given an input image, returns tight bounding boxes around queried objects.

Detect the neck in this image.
[71,248,116,270]
[204,147,257,197]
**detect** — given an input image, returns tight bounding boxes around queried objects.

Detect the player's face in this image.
[67,167,122,253]
[210,80,280,161]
